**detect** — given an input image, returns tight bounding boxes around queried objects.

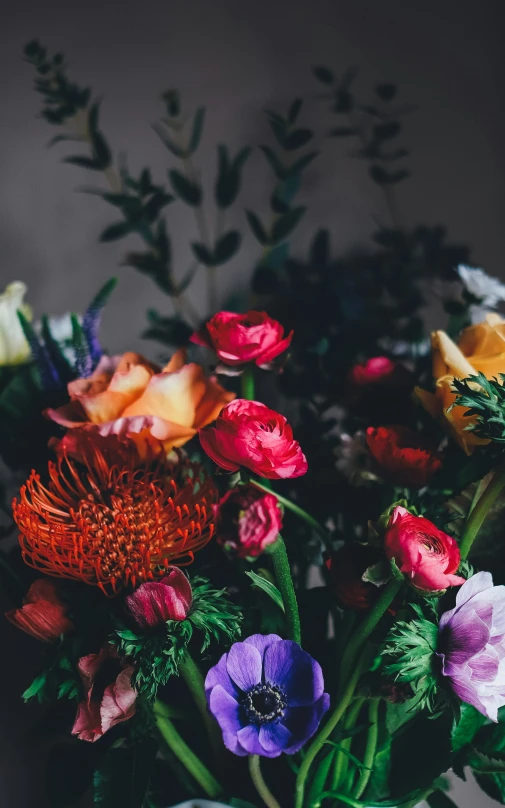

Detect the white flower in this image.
[0,282,32,366]
[457,264,505,308]
[335,431,378,486]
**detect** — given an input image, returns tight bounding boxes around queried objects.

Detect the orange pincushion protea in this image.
[12,450,217,595]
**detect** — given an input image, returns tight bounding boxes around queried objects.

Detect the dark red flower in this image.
[325,544,383,611]
[6,578,74,642]
[125,567,193,630]
[214,484,282,557]
[366,425,442,488]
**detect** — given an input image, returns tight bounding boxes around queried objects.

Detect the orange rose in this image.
[46,349,235,456]
[415,314,505,454]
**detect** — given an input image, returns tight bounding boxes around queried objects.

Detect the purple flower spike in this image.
[205,634,330,757]
[438,571,505,721]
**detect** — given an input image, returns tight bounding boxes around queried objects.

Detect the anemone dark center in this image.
[242,683,287,724]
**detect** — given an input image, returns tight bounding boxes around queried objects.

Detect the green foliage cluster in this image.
[453,372,505,444]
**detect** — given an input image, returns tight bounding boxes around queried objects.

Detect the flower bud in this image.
[125,567,192,630]
[214,485,282,558]
[6,578,74,642]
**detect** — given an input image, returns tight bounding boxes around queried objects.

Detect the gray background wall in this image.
[1,0,504,805]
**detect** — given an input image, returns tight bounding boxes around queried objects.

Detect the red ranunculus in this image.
[325,544,382,611]
[366,425,442,488]
[125,567,193,630]
[199,399,308,479]
[72,645,136,742]
[191,310,293,370]
[214,484,282,557]
[6,578,74,642]
[384,506,465,591]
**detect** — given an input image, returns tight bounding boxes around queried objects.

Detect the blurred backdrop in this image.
[1,0,504,805]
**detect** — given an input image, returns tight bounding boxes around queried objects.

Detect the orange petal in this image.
[194,376,235,428]
[121,363,206,428]
[79,364,153,425]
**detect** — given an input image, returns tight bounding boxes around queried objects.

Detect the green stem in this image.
[241,365,256,400]
[153,700,223,799]
[251,479,330,550]
[179,652,223,761]
[460,465,505,560]
[312,793,364,808]
[353,699,379,799]
[249,755,281,808]
[330,697,364,792]
[270,536,301,644]
[295,578,402,808]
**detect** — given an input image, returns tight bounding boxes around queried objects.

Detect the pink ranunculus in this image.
[348,356,400,386]
[384,506,465,591]
[199,399,308,480]
[72,645,136,742]
[125,568,193,630]
[6,578,74,642]
[214,485,283,558]
[191,310,293,370]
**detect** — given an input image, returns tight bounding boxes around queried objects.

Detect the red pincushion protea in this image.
[366,425,442,488]
[12,448,217,596]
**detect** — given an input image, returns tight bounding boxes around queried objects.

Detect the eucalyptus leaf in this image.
[169,170,202,206]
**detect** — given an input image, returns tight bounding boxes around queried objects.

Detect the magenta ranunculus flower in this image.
[199,399,308,480]
[214,485,282,558]
[72,645,136,742]
[438,572,505,721]
[191,310,293,371]
[205,634,329,757]
[125,567,193,630]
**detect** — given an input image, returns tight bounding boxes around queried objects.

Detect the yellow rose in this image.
[415,314,505,454]
[0,282,32,366]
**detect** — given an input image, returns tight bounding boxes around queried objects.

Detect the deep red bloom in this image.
[6,578,74,642]
[366,425,442,488]
[191,310,293,369]
[199,399,308,480]
[348,357,399,386]
[125,567,193,630]
[72,645,136,742]
[384,506,465,591]
[214,484,282,557]
[12,448,217,595]
[325,544,382,611]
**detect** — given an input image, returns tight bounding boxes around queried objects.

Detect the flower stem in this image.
[330,697,364,792]
[179,651,223,761]
[241,366,256,400]
[249,755,281,808]
[153,699,223,799]
[251,479,330,550]
[295,578,402,808]
[270,536,302,644]
[460,464,505,560]
[353,698,379,799]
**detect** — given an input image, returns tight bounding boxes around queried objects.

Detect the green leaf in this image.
[271,206,306,244]
[191,242,214,266]
[284,128,313,151]
[245,210,268,245]
[188,106,205,154]
[469,749,505,774]
[22,672,48,702]
[313,65,334,84]
[63,155,101,170]
[288,98,303,124]
[213,230,241,264]
[169,169,202,206]
[152,122,188,159]
[215,145,251,208]
[451,703,486,753]
[245,570,285,612]
[260,145,287,180]
[100,221,133,242]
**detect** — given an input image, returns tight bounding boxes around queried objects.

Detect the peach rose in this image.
[415,314,505,454]
[46,349,235,456]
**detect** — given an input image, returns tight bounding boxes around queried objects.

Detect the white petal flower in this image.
[457,264,505,308]
[0,282,32,366]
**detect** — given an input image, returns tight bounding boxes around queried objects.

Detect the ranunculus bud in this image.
[348,356,399,386]
[366,425,442,488]
[214,485,282,557]
[325,544,383,611]
[191,310,293,371]
[125,567,192,630]
[384,506,465,591]
[199,399,308,479]
[6,578,74,642]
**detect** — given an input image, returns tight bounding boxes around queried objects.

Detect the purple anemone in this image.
[205,633,329,757]
[438,571,505,721]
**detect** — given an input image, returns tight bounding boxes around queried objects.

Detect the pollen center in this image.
[242,683,287,724]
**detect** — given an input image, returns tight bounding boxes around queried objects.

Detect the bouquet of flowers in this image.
[3,40,505,808]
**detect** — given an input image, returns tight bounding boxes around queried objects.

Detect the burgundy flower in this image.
[199,399,308,480]
[384,506,465,591]
[214,485,282,558]
[72,645,136,742]
[366,425,442,488]
[325,544,382,611]
[6,578,74,642]
[125,568,193,630]
[191,311,293,370]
